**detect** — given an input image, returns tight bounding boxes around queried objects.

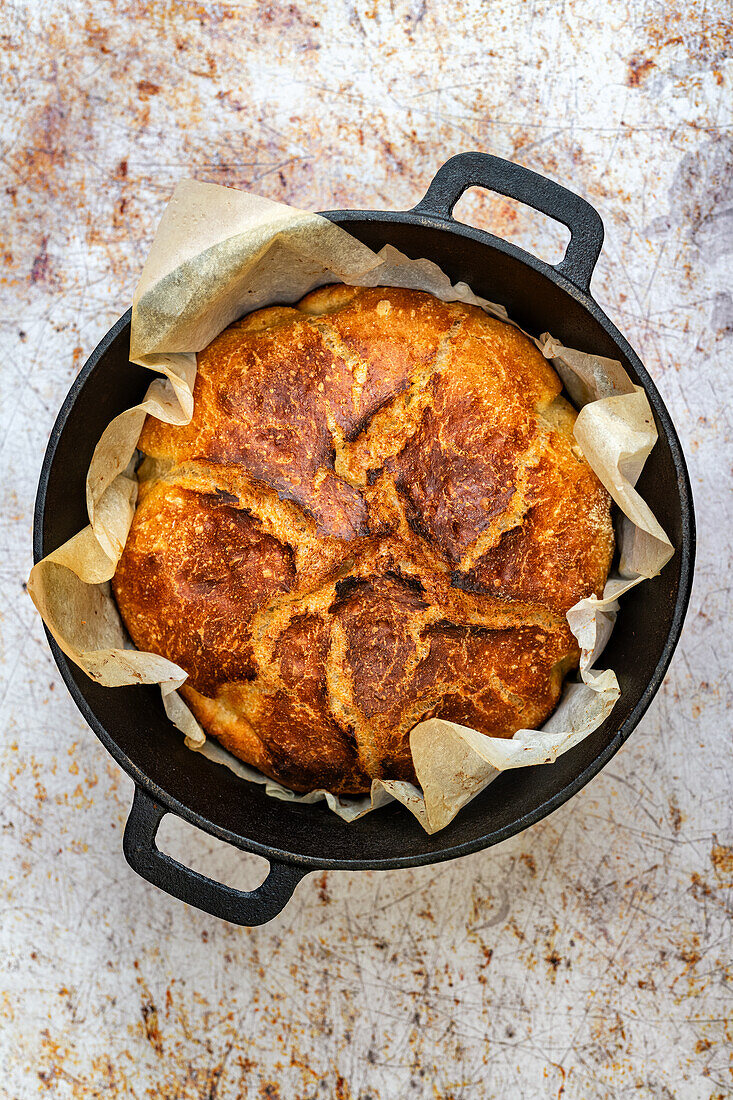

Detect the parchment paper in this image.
[28,181,674,834]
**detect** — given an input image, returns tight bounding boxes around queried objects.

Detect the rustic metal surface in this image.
[1,1,731,1096]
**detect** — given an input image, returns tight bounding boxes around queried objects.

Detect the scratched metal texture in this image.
[1,1,731,1097]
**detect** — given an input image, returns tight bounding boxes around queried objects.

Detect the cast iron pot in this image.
[33,152,695,926]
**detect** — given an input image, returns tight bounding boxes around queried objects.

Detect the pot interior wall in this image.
[39,216,687,867]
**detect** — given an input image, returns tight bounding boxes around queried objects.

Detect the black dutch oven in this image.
[33,153,695,925]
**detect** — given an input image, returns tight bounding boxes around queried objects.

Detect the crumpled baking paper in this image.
[28,181,673,834]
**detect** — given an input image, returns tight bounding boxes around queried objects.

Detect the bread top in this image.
[113,286,614,795]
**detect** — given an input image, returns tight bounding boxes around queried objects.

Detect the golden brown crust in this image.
[113,286,614,795]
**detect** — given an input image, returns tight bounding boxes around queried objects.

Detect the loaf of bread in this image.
[113,286,614,795]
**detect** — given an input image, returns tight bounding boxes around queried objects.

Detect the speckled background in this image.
[1,1,731,1097]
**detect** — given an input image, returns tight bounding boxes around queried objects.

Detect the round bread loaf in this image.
[113,286,614,795]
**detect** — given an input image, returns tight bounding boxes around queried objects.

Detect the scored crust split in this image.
[112,286,614,796]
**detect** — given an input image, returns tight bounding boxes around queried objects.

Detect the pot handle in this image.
[123,785,307,926]
[411,152,604,293]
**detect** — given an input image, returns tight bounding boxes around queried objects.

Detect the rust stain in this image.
[258,1082,281,1099]
[689,872,712,898]
[641,1,731,59]
[710,838,733,883]
[520,851,537,875]
[140,998,164,1055]
[29,236,51,284]
[543,920,568,983]
[316,871,331,904]
[546,949,562,974]
[626,56,656,86]
[83,15,111,53]
[668,797,684,833]
[334,1076,352,1100]
[678,942,701,969]
[137,79,161,96]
